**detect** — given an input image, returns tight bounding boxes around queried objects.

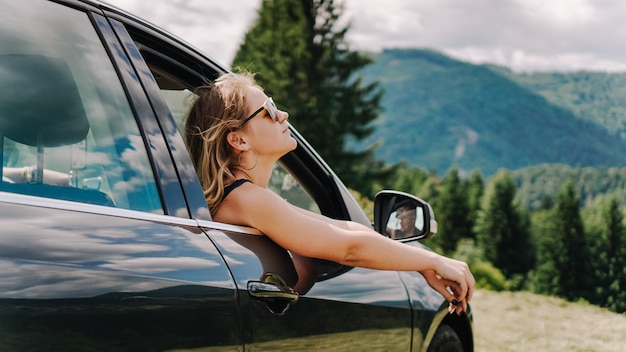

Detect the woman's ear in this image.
[226,131,248,152]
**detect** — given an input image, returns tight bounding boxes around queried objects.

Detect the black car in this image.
[0,0,473,350]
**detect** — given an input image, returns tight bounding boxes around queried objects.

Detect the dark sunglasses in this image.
[241,97,278,126]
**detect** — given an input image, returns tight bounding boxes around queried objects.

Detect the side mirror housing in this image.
[373,190,437,241]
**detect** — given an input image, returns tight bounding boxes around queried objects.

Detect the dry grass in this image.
[471,290,626,352]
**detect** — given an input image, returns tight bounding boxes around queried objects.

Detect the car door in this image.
[110,13,416,350]
[0,1,242,351]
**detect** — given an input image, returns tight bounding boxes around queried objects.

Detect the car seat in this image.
[0,54,114,206]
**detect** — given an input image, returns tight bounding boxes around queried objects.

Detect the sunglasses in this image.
[241,97,278,126]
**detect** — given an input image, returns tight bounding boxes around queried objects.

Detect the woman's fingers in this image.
[423,258,475,315]
[442,277,473,315]
[445,283,467,314]
[422,271,466,313]
[446,285,462,314]
[437,257,475,302]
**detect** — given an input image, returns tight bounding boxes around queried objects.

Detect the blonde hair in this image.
[184,71,260,215]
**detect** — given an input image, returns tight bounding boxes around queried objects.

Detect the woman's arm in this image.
[218,183,474,312]
[290,203,374,232]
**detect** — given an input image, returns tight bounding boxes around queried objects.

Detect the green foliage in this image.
[513,164,626,211]
[389,161,429,196]
[232,0,390,197]
[451,238,483,264]
[583,197,626,313]
[475,170,534,278]
[353,49,626,177]
[471,261,509,292]
[466,170,484,235]
[429,167,473,254]
[534,180,590,300]
[349,188,374,222]
[452,239,509,291]
[495,68,626,140]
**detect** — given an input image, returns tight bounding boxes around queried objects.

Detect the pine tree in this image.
[475,170,534,278]
[533,208,561,296]
[231,0,389,196]
[538,195,554,211]
[391,162,429,196]
[466,169,484,239]
[433,167,472,254]
[416,171,441,205]
[535,180,589,300]
[593,198,626,312]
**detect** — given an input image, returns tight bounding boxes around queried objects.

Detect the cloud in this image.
[100,256,221,273]
[104,0,626,72]
[106,0,259,65]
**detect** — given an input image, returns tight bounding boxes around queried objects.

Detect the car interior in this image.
[0,54,114,206]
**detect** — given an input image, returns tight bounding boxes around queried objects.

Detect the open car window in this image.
[159,87,321,215]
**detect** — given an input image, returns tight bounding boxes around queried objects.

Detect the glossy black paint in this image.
[0,197,240,351]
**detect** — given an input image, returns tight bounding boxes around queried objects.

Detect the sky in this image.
[104,0,626,73]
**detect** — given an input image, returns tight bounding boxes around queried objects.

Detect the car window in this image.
[160,89,321,214]
[268,163,320,213]
[0,2,162,213]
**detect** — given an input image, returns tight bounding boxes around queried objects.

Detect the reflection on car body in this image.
[0,0,473,351]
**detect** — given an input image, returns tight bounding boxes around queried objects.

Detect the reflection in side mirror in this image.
[373,190,437,241]
[387,205,424,239]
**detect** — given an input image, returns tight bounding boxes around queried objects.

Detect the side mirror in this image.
[373,190,437,241]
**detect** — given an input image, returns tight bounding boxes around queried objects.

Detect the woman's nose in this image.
[278,110,289,123]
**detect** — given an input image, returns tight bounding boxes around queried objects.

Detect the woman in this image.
[184,71,474,314]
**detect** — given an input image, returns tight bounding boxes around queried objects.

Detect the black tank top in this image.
[222,179,251,200]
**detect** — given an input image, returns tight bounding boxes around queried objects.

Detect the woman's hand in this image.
[421,257,474,315]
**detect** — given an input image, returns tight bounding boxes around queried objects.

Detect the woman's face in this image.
[399,207,417,234]
[241,86,296,158]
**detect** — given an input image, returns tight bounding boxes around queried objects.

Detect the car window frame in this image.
[103,14,219,221]
[89,11,197,217]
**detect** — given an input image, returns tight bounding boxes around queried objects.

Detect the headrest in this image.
[0,54,89,147]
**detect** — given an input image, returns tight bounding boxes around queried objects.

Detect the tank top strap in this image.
[222,179,251,200]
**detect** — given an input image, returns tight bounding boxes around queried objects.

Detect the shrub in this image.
[471,261,509,291]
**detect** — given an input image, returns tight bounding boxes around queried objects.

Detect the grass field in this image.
[471,289,626,352]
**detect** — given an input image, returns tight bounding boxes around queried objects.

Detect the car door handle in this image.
[247,273,299,304]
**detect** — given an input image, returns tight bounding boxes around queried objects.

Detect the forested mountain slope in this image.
[491,66,626,140]
[355,49,626,176]
[511,164,626,210]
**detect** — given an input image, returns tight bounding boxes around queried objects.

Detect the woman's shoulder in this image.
[229,181,287,209]
[214,180,287,226]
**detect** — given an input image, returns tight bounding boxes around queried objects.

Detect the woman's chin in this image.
[288,137,297,150]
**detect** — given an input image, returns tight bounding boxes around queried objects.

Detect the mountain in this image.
[491,66,626,140]
[354,49,626,177]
